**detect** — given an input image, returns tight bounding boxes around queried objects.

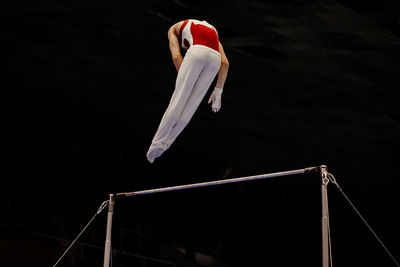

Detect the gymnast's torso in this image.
[179,19,220,52]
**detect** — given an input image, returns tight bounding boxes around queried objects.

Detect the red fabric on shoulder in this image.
[179,20,189,36]
[178,20,189,47]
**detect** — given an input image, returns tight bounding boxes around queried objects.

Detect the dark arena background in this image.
[4,0,400,266]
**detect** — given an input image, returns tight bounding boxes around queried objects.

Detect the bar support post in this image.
[103,194,115,267]
[321,165,331,267]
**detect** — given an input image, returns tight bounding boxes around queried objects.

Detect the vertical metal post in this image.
[104,194,115,267]
[320,165,330,267]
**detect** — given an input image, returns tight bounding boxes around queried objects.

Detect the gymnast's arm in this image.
[167,22,184,72]
[216,42,229,89]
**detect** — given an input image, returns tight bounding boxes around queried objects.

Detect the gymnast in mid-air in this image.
[146,19,229,163]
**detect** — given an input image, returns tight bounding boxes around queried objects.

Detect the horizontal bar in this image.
[116,166,320,198]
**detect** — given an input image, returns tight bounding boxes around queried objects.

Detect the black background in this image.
[4,0,400,266]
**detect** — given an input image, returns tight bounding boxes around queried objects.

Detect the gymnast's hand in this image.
[208,87,223,112]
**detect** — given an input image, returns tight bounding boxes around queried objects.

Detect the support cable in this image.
[53,200,109,267]
[327,173,400,267]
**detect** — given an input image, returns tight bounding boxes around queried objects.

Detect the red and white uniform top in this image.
[179,19,219,52]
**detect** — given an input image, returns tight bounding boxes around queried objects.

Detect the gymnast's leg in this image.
[146,48,206,163]
[165,49,221,146]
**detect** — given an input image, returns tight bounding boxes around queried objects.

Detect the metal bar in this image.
[117,167,319,198]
